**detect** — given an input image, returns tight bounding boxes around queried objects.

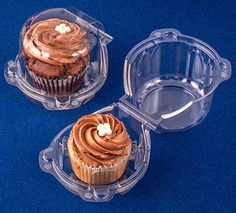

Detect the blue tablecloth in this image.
[1,0,235,212]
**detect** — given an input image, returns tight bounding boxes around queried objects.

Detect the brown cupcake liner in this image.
[28,70,85,95]
[68,137,132,185]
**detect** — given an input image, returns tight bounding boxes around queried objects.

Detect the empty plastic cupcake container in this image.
[39,27,231,201]
[4,8,112,110]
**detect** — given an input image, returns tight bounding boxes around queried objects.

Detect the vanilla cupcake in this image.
[67,113,132,185]
[22,18,89,95]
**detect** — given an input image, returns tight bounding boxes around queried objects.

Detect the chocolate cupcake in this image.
[67,113,132,185]
[22,18,89,95]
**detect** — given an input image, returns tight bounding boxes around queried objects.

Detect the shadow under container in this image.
[39,28,231,202]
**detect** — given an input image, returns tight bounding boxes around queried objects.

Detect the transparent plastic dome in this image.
[4,8,112,110]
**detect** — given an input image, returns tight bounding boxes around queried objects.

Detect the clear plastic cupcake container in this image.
[39,28,231,202]
[39,103,151,202]
[4,8,112,110]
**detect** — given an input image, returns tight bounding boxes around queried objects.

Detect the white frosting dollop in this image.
[55,23,71,34]
[97,123,112,137]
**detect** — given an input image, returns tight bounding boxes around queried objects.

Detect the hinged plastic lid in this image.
[121,28,231,132]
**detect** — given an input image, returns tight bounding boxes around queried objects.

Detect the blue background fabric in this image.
[0,0,235,212]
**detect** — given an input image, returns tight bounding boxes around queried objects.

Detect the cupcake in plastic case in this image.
[67,113,132,185]
[22,18,89,95]
[5,8,113,110]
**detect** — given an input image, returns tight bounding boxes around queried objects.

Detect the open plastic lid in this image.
[4,8,113,110]
[120,28,231,132]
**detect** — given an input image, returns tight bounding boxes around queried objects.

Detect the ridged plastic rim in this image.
[124,28,232,102]
[9,48,108,101]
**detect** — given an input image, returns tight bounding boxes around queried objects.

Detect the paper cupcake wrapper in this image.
[28,70,85,95]
[68,140,132,185]
[72,154,129,185]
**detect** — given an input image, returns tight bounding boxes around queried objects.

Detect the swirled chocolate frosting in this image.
[69,114,132,167]
[23,18,89,65]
